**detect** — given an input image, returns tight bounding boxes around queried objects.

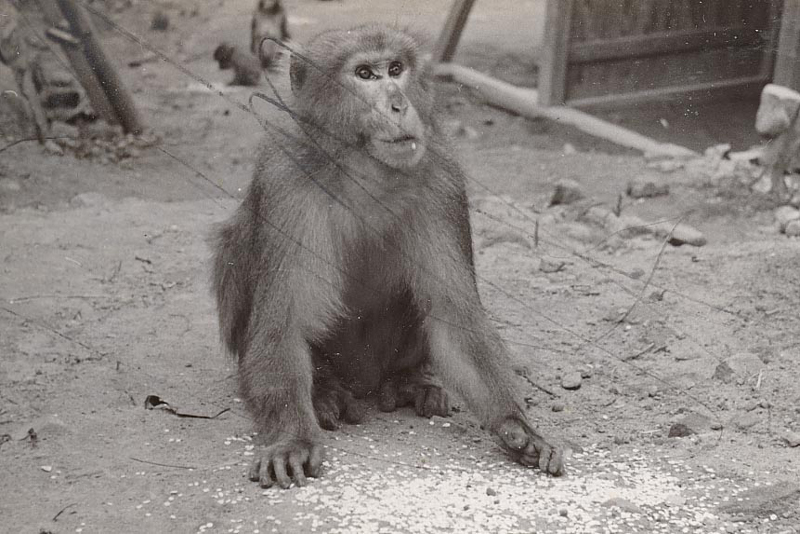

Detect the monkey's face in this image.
[344,54,430,169]
[290,26,435,170]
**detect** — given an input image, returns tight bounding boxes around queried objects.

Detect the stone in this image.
[782,430,800,447]
[560,372,582,390]
[731,412,760,431]
[719,481,799,515]
[626,179,670,199]
[755,84,800,137]
[668,423,694,438]
[785,219,800,237]
[775,205,800,231]
[712,361,735,383]
[549,179,584,206]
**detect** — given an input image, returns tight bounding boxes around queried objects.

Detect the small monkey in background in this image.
[251,0,289,69]
[211,24,565,489]
[213,42,262,86]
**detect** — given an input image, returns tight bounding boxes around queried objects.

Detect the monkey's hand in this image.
[248,438,324,489]
[496,416,565,476]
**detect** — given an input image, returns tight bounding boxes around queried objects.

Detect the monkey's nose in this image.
[389,95,408,114]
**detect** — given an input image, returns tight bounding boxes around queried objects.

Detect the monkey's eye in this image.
[388,61,403,77]
[355,65,374,80]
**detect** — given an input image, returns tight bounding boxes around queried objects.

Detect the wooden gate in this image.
[538,0,781,107]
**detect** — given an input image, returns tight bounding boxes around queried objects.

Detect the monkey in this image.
[213,42,262,87]
[250,0,289,69]
[210,24,565,489]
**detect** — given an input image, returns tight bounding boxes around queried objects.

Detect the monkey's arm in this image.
[407,201,564,476]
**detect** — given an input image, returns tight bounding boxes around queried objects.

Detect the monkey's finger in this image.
[258,460,275,489]
[272,458,292,489]
[306,444,324,478]
[248,459,262,482]
[288,451,308,487]
[545,446,565,476]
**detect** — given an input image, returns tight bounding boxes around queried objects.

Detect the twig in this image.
[623,342,655,362]
[52,502,77,521]
[130,457,196,470]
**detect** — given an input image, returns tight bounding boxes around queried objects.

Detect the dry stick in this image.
[52,502,77,522]
[130,457,196,470]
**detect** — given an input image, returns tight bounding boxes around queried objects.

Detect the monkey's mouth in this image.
[376,136,419,151]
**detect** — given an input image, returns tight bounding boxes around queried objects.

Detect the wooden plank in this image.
[570,26,765,64]
[56,0,142,133]
[774,0,800,91]
[538,0,573,106]
[36,0,118,126]
[567,75,766,108]
[430,0,477,63]
[435,62,697,158]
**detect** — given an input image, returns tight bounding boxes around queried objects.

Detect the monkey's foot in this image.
[378,375,450,418]
[496,416,565,476]
[313,379,365,430]
[249,438,324,489]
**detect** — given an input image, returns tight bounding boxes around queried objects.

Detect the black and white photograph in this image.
[1,0,798,532]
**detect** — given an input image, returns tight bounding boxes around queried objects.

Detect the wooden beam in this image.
[431,0,477,63]
[567,76,767,109]
[435,63,697,159]
[570,27,765,64]
[55,0,142,133]
[36,0,118,126]
[537,0,573,107]
[774,0,800,91]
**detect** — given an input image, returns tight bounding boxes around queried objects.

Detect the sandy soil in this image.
[1,1,799,533]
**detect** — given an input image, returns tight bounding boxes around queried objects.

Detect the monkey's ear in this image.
[289,52,307,94]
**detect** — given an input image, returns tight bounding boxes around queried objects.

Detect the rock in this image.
[785,219,800,237]
[719,481,799,515]
[151,10,170,31]
[539,258,566,273]
[775,205,800,231]
[481,228,530,249]
[602,498,643,514]
[731,412,760,431]
[727,352,766,375]
[0,178,21,192]
[712,361,735,383]
[626,179,670,199]
[782,430,800,447]
[668,423,694,438]
[647,159,685,173]
[43,139,63,156]
[549,179,584,206]
[551,402,565,412]
[651,220,706,246]
[674,413,713,434]
[562,143,577,155]
[755,84,800,137]
[486,487,497,496]
[560,372,582,390]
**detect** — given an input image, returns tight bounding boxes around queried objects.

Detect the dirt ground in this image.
[2,1,800,533]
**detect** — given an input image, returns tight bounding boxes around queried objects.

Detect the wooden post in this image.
[55,0,142,133]
[431,0,477,63]
[36,0,119,126]
[537,0,573,107]
[774,0,800,91]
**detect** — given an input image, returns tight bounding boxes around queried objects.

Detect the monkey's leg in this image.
[240,324,325,489]
[378,361,450,418]
[411,245,564,475]
[312,355,365,430]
